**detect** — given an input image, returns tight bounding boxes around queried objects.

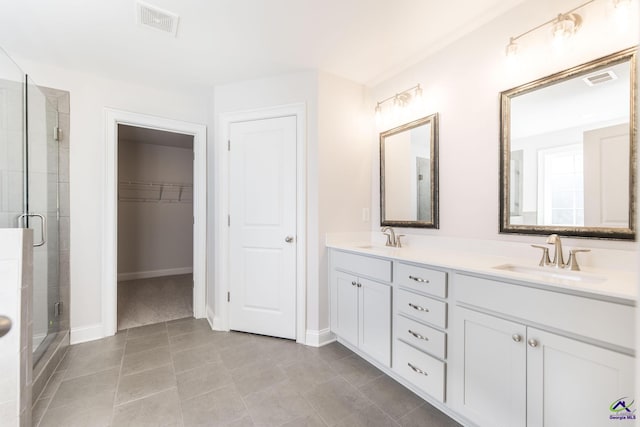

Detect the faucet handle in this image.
[531,244,551,267]
[567,249,590,271]
[395,235,405,248]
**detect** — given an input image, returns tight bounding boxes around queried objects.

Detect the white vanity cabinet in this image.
[329,250,392,367]
[451,273,635,427]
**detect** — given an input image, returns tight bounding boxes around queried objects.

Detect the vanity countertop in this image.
[327,241,637,305]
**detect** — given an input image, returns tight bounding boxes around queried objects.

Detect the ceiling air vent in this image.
[582,70,617,87]
[136,1,179,37]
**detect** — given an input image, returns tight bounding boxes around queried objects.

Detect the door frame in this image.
[215,103,306,344]
[104,108,207,337]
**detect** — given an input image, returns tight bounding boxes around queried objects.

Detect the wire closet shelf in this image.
[118,180,193,203]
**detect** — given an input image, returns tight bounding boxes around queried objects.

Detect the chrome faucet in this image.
[531,234,591,271]
[381,227,404,248]
[381,226,396,247]
[546,234,565,268]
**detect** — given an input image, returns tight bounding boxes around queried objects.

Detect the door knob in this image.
[285,236,294,243]
[0,316,12,338]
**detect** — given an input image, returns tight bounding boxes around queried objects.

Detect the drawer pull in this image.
[408,303,429,313]
[407,362,428,376]
[408,329,429,341]
[409,275,429,284]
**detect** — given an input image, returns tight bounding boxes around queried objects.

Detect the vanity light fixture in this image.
[374,84,423,124]
[504,0,632,58]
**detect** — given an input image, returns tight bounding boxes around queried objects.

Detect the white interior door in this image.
[583,123,630,227]
[229,116,297,339]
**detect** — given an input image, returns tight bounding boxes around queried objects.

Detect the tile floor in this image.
[33,318,461,427]
[117,274,193,330]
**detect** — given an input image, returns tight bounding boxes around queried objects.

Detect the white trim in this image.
[117,267,193,281]
[70,323,105,345]
[305,328,336,347]
[104,108,207,338]
[217,103,307,343]
[206,306,216,330]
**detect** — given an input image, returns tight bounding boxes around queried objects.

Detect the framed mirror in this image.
[500,47,637,239]
[380,113,439,228]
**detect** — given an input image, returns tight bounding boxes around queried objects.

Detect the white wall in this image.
[369,0,638,252]
[117,140,193,279]
[317,71,371,333]
[9,57,209,343]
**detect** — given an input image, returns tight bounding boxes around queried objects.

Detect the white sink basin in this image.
[493,263,606,284]
[356,244,398,253]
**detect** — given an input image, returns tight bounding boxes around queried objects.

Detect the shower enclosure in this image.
[0,46,68,402]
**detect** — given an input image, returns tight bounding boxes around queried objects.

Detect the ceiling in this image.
[119,124,194,149]
[0,0,525,90]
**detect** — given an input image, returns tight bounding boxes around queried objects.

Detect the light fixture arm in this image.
[506,0,599,53]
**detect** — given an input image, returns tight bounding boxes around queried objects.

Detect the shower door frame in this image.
[103,109,207,337]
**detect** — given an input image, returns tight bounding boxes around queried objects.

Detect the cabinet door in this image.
[454,307,526,427]
[527,328,635,427]
[332,271,359,346]
[358,278,391,366]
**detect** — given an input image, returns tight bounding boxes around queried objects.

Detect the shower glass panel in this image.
[0,48,25,228]
[26,76,60,365]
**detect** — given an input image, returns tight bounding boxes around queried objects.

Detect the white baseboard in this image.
[211,313,229,332]
[117,267,193,281]
[70,323,104,345]
[305,328,335,347]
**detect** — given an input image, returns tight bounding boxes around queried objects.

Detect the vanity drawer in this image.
[395,262,447,298]
[394,340,445,402]
[331,250,391,282]
[396,314,446,359]
[396,289,447,328]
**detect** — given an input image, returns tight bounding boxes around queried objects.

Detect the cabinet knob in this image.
[351,281,357,287]
[512,334,522,342]
[357,283,362,288]
[528,339,539,348]
[285,236,294,243]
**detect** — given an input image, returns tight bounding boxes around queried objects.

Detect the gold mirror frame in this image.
[380,113,439,228]
[500,47,637,240]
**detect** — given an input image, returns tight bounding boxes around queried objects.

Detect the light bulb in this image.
[552,13,581,49]
[613,0,632,31]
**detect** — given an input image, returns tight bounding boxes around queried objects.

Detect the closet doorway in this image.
[117,125,194,329]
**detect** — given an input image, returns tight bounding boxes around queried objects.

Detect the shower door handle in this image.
[0,316,12,338]
[18,213,47,247]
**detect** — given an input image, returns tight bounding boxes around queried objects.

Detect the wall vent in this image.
[136,1,179,37]
[583,70,617,87]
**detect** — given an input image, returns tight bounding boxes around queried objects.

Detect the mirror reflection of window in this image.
[538,144,584,226]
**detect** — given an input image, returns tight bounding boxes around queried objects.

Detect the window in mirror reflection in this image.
[508,60,630,228]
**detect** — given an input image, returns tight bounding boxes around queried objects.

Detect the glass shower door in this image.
[25,76,60,364]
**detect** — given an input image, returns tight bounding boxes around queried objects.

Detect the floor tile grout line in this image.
[168,327,187,427]
[110,327,130,425]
